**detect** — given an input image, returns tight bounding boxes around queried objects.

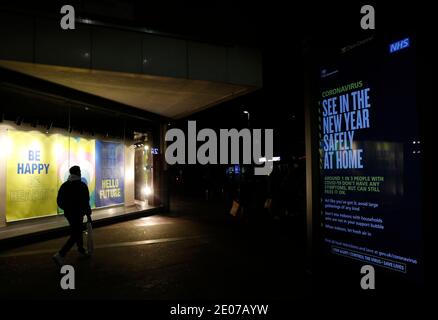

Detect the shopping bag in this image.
[230,200,240,217]
[264,198,272,210]
[86,221,94,255]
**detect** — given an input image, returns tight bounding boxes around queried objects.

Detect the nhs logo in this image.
[389,38,410,53]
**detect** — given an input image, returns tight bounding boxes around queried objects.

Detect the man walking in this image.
[53,165,92,266]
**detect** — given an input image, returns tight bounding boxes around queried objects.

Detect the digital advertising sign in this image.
[318,35,422,285]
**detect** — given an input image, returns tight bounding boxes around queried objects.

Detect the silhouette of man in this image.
[53,165,92,266]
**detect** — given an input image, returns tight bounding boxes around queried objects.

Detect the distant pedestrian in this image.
[53,166,92,266]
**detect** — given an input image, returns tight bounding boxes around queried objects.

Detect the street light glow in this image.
[143,185,153,196]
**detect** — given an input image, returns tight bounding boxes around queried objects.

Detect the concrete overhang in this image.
[0,60,258,119]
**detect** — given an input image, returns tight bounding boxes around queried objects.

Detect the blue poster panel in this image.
[95,141,125,207]
[318,35,422,285]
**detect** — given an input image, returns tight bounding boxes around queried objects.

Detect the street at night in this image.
[0,196,308,299]
[0,1,432,317]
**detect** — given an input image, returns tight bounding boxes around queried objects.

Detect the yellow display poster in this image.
[6,130,60,221]
[57,137,96,210]
[55,134,69,214]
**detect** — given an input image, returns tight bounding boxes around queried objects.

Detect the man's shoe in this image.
[52,253,65,267]
[78,250,91,259]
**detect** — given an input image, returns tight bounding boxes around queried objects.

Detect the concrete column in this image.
[124,144,135,207]
[0,125,8,227]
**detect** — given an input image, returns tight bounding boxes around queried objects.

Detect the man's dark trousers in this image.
[59,214,86,257]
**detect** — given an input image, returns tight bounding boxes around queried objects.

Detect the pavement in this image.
[0,202,157,245]
[0,195,310,300]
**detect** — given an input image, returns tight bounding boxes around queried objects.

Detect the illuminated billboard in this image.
[318,36,422,284]
[95,140,125,207]
[4,129,125,222]
[6,131,60,221]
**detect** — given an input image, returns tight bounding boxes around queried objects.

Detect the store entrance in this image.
[134,132,153,205]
